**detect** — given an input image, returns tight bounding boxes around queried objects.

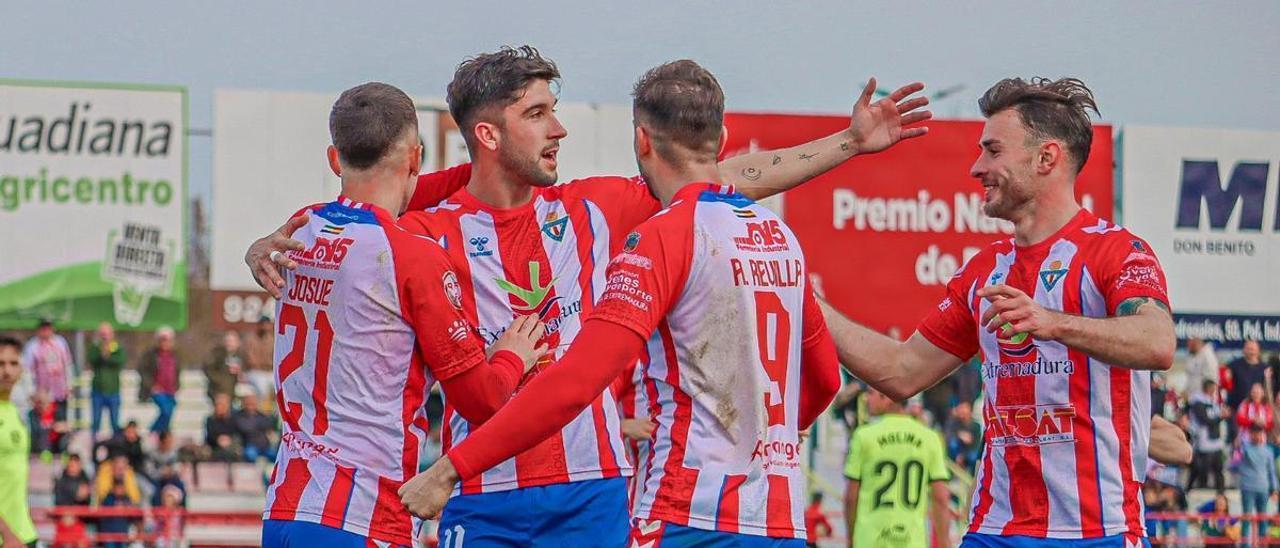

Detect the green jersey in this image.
[0,400,36,544]
[845,414,949,548]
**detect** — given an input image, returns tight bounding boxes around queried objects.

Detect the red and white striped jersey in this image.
[591,183,826,539]
[616,358,653,512]
[263,197,488,545]
[399,166,656,494]
[919,209,1170,539]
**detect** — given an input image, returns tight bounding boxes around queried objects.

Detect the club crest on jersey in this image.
[732,219,789,252]
[1039,260,1068,292]
[468,236,493,258]
[442,271,464,310]
[1131,239,1148,254]
[623,231,641,252]
[541,211,569,242]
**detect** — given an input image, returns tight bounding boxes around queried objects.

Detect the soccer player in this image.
[247,46,932,544]
[259,82,548,547]
[399,59,844,547]
[819,78,1175,546]
[844,386,950,548]
[0,335,37,548]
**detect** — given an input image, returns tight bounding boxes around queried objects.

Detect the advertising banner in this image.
[1120,126,1280,349]
[0,80,187,329]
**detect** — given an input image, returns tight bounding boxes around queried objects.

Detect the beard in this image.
[981,175,1035,221]
[499,144,557,187]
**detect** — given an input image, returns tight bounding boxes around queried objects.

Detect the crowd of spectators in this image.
[9,317,281,545]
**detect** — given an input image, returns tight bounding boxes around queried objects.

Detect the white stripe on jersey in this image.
[1081,266,1125,534]
[971,250,1015,531]
[1036,240,1083,534]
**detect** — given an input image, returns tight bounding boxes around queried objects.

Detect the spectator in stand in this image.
[802,492,832,548]
[94,455,141,505]
[138,326,181,435]
[204,393,240,462]
[1270,351,1280,400]
[242,316,276,402]
[53,453,92,507]
[204,330,246,405]
[1182,336,1219,399]
[88,322,126,439]
[1198,492,1240,544]
[97,480,139,548]
[1187,379,1227,491]
[1236,382,1274,433]
[1150,372,1170,420]
[233,392,276,463]
[28,392,70,457]
[97,420,146,475]
[148,464,187,508]
[153,484,185,548]
[945,399,982,474]
[1236,424,1277,540]
[1226,340,1268,441]
[20,319,73,436]
[146,431,180,482]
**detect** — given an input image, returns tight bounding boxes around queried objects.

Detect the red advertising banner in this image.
[722,115,1113,335]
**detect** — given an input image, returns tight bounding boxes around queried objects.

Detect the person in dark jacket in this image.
[203,331,246,405]
[52,454,91,507]
[205,394,240,462]
[137,327,181,434]
[233,392,277,462]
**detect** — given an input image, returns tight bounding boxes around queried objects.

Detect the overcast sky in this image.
[6,1,1277,201]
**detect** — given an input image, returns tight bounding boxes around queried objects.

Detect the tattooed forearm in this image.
[740,167,763,181]
[1116,297,1171,317]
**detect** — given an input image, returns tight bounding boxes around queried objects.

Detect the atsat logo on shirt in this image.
[442,271,463,310]
[732,219,789,252]
[985,403,1077,446]
[292,237,354,270]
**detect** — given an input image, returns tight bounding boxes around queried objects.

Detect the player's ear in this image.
[1037,140,1062,175]
[718,125,729,157]
[327,145,342,177]
[474,121,499,153]
[634,125,652,158]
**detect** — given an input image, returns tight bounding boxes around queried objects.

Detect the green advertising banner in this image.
[0,80,188,330]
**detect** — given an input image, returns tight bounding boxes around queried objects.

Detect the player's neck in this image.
[340,170,408,215]
[645,161,722,206]
[1010,185,1081,247]
[467,160,536,209]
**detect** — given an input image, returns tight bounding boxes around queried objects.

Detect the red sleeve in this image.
[590,212,692,340]
[798,286,840,430]
[1096,233,1171,316]
[448,319,647,480]
[407,163,472,211]
[917,267,980,360]
[396,237,486,381]
[438,350,524,424]
[560,176,663,254]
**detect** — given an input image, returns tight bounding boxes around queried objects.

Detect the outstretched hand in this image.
[848,78,932,154]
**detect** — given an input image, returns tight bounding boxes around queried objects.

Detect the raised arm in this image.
[819,299,964,401]
[722,78,931,199]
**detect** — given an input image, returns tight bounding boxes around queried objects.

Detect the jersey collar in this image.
[671,181,735,204]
